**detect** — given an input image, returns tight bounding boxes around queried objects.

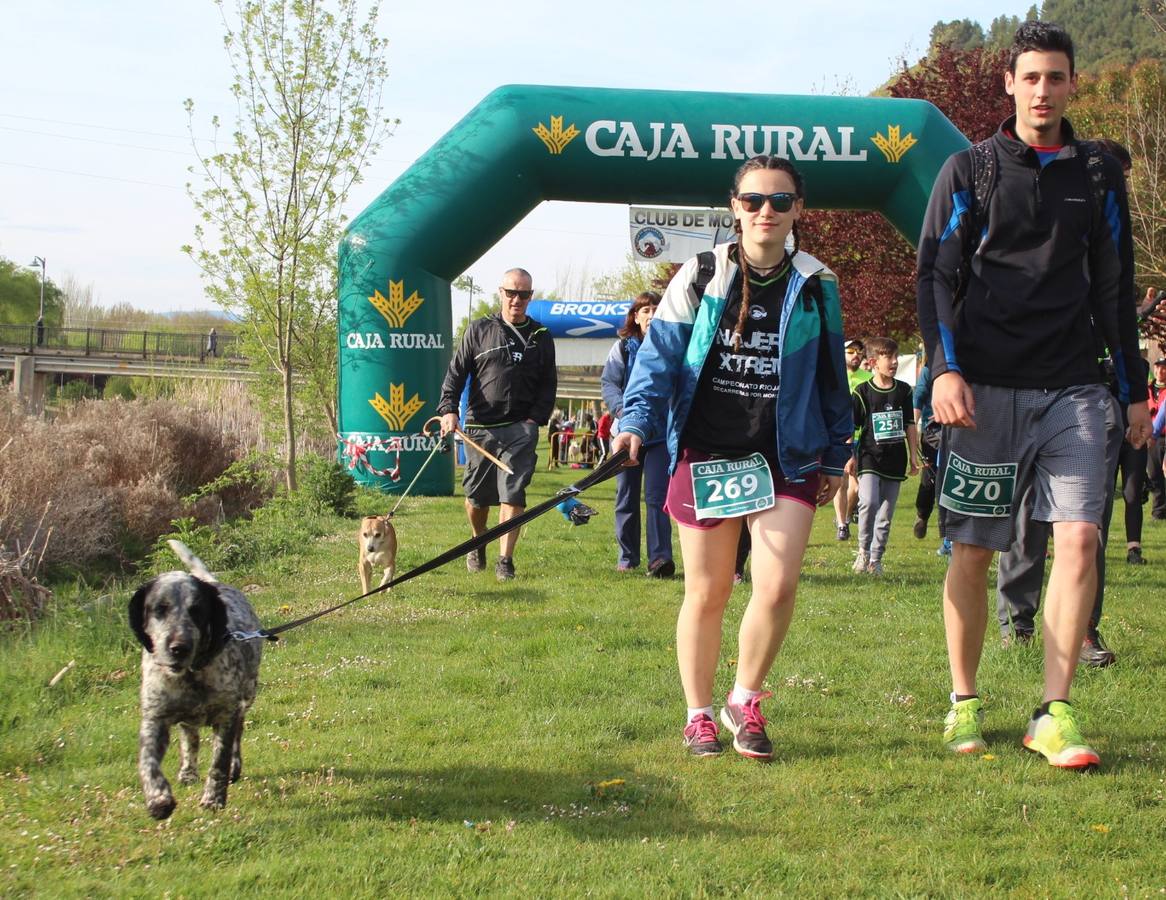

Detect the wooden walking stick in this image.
[423,416,514,475]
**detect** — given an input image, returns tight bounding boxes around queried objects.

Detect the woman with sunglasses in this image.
[612,155,851,760]
[601,291,675,577]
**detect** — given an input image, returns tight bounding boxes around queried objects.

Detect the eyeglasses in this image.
[736,192,797,213]
[500,288,533,300]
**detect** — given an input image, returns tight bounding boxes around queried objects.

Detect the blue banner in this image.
[527,299,629,339]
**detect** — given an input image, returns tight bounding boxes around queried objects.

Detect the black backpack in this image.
[955,138,1108,304]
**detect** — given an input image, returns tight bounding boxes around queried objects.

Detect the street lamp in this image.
[28,256,46,346]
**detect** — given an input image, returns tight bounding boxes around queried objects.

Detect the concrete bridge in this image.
[1,323,601,414]
[0,323,252,413]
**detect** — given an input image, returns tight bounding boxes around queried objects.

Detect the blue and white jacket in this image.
[617,242,853,480]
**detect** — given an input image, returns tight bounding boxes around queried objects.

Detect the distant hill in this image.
[928,1,1166,72]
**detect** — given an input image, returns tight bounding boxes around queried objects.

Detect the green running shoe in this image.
[1023,701,1100,771]
[943,697,987,754]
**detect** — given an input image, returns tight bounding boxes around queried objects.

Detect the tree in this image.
[929,19,985,53]
[591,252,674,301]
[1036,0,1166,70]
[1147,1,1166,33]
[0,256,63,327]
[1070,61,1166,344]
[985,11,1035,51]
[927,3,1166,71]
[452,273,486,342]
[183,0,393,490]
[452,296,499,347]
[802,44,1013,343]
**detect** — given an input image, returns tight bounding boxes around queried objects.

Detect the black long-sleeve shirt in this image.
[437,314,557,426]
[916,116,1145,404]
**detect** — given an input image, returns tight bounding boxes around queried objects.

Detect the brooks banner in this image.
[629,206,736,262]
[525,299,629,339]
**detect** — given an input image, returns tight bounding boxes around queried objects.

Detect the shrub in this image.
[299,455,356,515]
[103,376,136,400]
[149,491,332,576]
[51,379,100,404]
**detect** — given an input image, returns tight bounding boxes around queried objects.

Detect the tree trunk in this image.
[283,360,297,492]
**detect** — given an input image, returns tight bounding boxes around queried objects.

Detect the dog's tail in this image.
[167,539,218,583]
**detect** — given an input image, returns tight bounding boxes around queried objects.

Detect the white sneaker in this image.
[852,550,869,573]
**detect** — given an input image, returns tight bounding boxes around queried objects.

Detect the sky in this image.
[0,0,1038,321]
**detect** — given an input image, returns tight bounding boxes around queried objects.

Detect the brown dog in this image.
[359,514,397,594]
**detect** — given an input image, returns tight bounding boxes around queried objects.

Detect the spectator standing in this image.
[912,352,942,541]
[596,406,613,465]
[833,338,872,540]
[1148,355,1166,520]
[601,292,675,577]
[547,411,563,470]
[438,268,556,582]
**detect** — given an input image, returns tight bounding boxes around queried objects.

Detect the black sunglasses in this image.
[736,192,797,213]
[501,288,534,300]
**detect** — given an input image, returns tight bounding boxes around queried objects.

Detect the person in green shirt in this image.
[834,338,872,540]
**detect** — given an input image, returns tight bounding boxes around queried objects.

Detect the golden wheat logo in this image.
[532,115,580,155]
[370,383,425,431]
[871,125,918,163]
[369,280,424,329]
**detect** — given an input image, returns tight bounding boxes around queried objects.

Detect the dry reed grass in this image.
[166,379,333,458]
[0,393,246,601]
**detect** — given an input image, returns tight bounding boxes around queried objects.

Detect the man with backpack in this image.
[916,21,1151,770]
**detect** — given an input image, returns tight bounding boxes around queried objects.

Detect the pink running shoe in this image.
[720,691,775,760]
[682,713,723,757]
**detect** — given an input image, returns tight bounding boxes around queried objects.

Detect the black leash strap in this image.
[242,449,630,642]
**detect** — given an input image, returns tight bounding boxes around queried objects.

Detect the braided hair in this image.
[729,155,805,350]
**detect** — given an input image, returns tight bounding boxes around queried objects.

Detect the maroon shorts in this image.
[665,446,819,530]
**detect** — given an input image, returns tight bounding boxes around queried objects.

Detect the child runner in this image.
[846,336,920,574]
[612,155,851,760]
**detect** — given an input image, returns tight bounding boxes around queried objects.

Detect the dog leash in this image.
[389,420,449,517]
[389,416,516,517]
[231,449,630,643]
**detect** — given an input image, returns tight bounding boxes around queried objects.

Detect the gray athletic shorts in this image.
[462,421,539,508]
[938,383,1111,552]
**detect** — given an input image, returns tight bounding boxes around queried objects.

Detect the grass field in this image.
[2,463,1165,897]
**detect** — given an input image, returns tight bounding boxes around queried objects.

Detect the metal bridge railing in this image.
[0,323,244,362]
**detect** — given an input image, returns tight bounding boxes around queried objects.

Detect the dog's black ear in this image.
[192,577,229,669]
[128,580,156,651]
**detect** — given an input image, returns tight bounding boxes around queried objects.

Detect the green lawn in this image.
[3,465,1165,897]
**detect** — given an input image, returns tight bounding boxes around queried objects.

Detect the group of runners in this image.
[439,20,1153,770]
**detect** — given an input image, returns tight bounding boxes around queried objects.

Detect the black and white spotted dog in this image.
[129,540,263,820]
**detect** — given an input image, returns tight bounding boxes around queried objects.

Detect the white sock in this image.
[729,684,761,706]
[687,705,714,724]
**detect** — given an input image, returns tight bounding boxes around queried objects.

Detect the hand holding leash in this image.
[426,415,515,475]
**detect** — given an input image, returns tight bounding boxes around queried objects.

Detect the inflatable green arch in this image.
[337,84,969,494]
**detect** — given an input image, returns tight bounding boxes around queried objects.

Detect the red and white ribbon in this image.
[338,434,403,481]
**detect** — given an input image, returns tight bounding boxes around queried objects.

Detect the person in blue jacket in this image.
[601,291,675,577]
[612,155,851,761]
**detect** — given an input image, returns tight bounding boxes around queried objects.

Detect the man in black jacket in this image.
[438,268,556,581]
[916,21,1151,770]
